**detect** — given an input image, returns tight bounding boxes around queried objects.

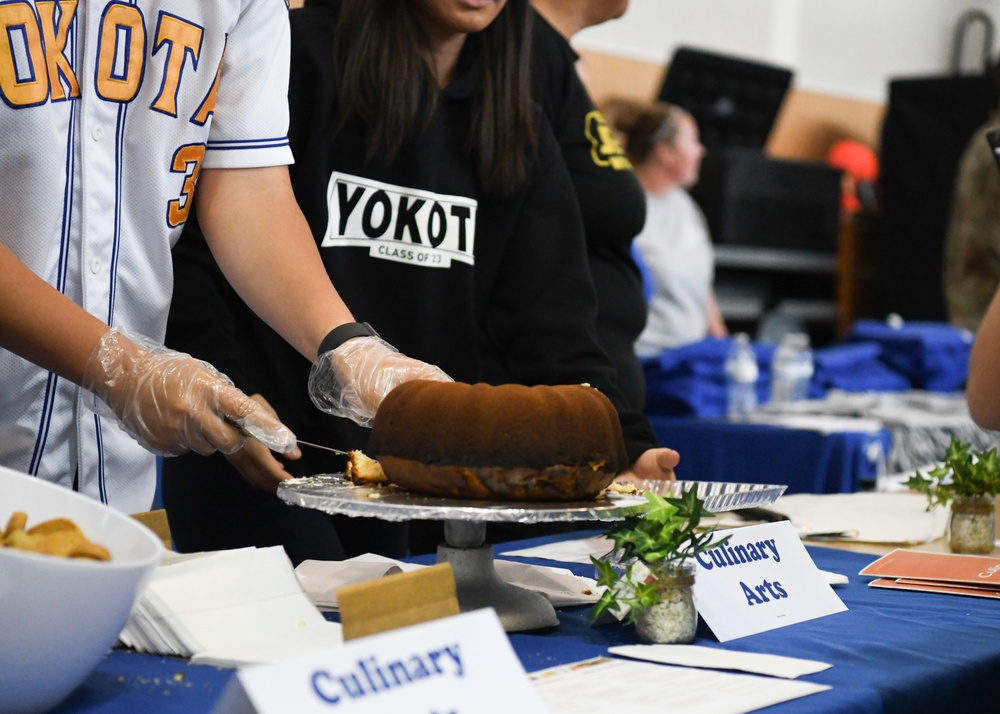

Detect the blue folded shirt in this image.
[847,320,973,392]
[811,341,911,393]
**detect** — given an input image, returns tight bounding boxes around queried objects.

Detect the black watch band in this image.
[317,322,380,358]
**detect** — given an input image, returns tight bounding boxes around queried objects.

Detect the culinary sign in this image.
[213,609,545,713]
[692,521,848,642]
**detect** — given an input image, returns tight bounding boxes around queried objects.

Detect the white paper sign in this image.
[692,521,847,642]
[213,609,546,714]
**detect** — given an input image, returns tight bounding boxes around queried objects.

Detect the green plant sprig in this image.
[590,488,729,624]
[904,438,1000,510]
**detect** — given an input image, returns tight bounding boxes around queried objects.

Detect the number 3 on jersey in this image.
[167,144,205,227]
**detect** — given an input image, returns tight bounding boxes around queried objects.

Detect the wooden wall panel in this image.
[577,51,667,108]
[768,89,886,162]
[577,48,885,163]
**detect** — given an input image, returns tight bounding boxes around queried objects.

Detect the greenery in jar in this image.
[904,438,1000,510]
[590,488,729,623]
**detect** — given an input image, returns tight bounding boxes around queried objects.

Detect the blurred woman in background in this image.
[607,100,728,356]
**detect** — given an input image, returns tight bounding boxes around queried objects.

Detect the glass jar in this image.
[634,563,697,644]
[948,495,996,554]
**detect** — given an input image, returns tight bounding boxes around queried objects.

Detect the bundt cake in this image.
[367,381,628,501]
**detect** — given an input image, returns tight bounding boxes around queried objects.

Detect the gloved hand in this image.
[82,327,296,456]
[224,394,302,494]
[308,335,452,427]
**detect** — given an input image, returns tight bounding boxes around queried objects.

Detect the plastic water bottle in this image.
[770,332,815,403]
[725,333,759,418]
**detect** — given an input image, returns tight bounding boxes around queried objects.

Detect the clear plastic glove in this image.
[82,327,296,456]
[224,394,302,494]
[308,335,452,427]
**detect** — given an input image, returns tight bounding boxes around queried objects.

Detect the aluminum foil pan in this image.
[632,480,788,513]
[277,475,786,524]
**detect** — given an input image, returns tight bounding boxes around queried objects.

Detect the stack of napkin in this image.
[118,546,343,668]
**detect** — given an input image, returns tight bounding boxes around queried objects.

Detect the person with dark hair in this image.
[163,0,678,563]
[607,99,728,354]
[529,0,649,412]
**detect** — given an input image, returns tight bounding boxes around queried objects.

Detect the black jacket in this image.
[167,0,657,473]
[530,11,650,412]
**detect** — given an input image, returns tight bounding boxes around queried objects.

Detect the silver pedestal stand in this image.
[438,520,559,632]
[278,476,786,633]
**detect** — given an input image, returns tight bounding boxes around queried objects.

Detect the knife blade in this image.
[295,439,352,457]
[226,416,351,457]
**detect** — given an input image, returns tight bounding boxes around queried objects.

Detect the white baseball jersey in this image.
[0,0,294,513]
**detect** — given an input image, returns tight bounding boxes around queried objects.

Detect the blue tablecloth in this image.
[649,415,892,494]
[50,533,1000,714]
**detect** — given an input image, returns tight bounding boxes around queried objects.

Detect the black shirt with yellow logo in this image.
[530,11,650,413]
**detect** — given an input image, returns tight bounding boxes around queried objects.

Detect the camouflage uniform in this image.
[944,112,1000,332]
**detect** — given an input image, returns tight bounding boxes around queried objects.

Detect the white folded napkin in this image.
[772,492,949,544]
[493,560,601,607]
[819,569,849,587]
[747,413,884,435]
[294,554,602,610]
[120,546,342,668]
[295,558,405,610]
[500,535,613,565]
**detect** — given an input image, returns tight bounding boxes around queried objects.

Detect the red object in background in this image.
[828,139,879,214]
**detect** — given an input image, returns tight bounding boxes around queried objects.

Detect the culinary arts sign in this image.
[692,521,848,641]
[213,609,545,713]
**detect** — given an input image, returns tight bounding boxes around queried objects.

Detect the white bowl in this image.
[0,466,163,714]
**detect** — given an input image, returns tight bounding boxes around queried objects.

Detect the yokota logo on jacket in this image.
[322,173,477,268]
[585,110,632,171]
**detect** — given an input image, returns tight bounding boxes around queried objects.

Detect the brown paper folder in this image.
[337,562,461,641]
[869,577,1000,599]
[859,549,1000,586]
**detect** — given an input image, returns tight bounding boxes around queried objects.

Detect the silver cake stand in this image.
[278,475,786,632]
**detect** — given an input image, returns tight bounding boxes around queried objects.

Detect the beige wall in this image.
[279,12,883,162]
[577,48,885,163]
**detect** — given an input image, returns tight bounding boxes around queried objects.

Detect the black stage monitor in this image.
[658,46,793,152]
[690,147,843,253]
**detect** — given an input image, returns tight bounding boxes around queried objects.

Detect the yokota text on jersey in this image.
[0,3,219,121]
[1,3,223,228]
[322,172,477,269]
